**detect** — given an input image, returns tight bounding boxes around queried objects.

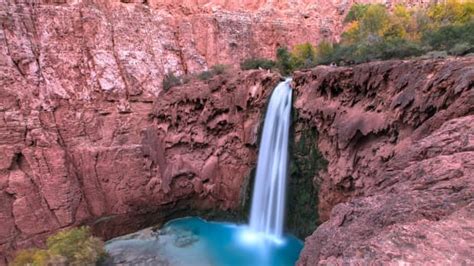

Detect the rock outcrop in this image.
[294,57,474,264]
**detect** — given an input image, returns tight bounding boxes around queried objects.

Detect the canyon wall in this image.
[1,0,424,95]
[0,49,279,264]
[294,57,474,264]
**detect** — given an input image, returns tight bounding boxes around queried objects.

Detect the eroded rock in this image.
[294,57,474,264]
[0,67,279,262]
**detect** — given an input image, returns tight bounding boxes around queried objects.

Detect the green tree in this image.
[240,58,276,70]
[384,5,413,40]
[422,20,474,52]
[428,0,474,26]
[276,46,293,75]
[341,21,362,44]
[344,4,370,23]
[360,4,390,37]
[315,41,335,64]
[290,43,317,69]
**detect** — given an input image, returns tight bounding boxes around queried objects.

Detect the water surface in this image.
[105,217,303,266]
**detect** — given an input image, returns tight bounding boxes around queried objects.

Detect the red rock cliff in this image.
[294,57,474,264]
[0,61,279,263]
[1,0,422,94]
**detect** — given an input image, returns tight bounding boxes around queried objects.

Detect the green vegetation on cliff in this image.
[320,0,474,65]
[163,64,230,91]
[241,0,474,73]
[287,109,328,238]
[13,227,106,266]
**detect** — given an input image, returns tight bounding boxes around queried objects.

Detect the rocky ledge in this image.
[294,57,474,264]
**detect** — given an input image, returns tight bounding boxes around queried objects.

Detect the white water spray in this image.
[248,78,292,240]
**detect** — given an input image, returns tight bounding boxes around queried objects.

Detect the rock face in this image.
[0,63,279,263]
[294,57,474,264]
[0,0,420,95]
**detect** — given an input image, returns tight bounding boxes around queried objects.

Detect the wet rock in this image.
[173,230,199,248]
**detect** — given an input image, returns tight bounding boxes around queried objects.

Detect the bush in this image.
[315,41,336,65]
[276,46,293,75]
[376,38,424,60]
[210,64,229,75]
[198,64,230,80]
[427,0,474,25]
[421,50,449,59]
[422,20,474,52]
[344,4,370,23]
[197,64,229,81]
[240,58,276,70]
[360,4,390,36]
[449,42,473,56]
[13,249,49,266]
[12,227,106,266]
[290,43,318,69]
[197,70,214,80]
[180,74,193,84]
[162,72,182,91]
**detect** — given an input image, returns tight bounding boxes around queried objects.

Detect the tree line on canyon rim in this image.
[164,0,473,91]
[242,0,474,74]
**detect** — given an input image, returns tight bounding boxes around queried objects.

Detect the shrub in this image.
[298,1,473,68]
[375,38,424,60]
[47,227,105,264]
[427,0,474,26]
[449,42,473,56]
[240,58,276,70]
[360,4,390,36]
[210,64,229,75]
[12,227,106,266]
[276,46,293,75]
[162,72,182,91]
[180,74,193,84]
[197,64,229,80]
[344,4,370,23]
[422,20,474,51]
[197,70,214,80]
[315,41,336,64]
[290,43,318,69]
[12,249,49,266]
[421,50,449,59]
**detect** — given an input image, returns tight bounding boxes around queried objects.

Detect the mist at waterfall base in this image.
[105,79,302,266]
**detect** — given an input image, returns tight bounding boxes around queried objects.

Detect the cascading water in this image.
[249,78,293,239]
[105,79,302,265]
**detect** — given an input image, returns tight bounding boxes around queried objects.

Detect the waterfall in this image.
[249,78,292,239]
